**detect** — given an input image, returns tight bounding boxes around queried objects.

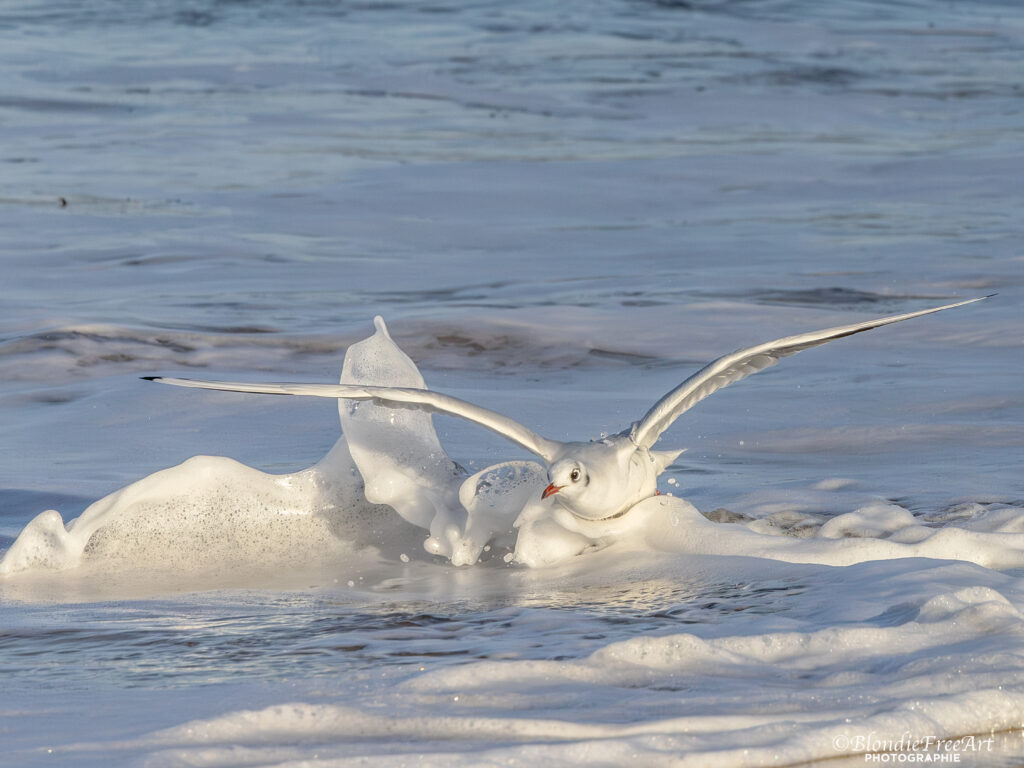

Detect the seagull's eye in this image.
[570,468,581,482]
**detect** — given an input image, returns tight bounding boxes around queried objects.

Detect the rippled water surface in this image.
[2,0,1024,765]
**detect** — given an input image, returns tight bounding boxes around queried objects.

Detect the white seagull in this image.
[145,296,989,522]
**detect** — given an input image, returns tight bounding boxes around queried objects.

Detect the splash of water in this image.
[3,317,1024,581]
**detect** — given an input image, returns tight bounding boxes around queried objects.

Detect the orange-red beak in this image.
[541,483,563,500]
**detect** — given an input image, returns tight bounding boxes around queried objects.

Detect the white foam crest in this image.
[0,317,545,586]
[656,496,1024,569]
[506,490,1024,570]
[386,584,1024,766]
[407,587,1018,692]
[0,435,413,586]
[338,316,467,555]
[5,313,1024,588]
[338,316,544,564]
[54,583,1024,766]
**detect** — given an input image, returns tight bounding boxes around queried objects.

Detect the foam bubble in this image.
[56,575,1024,766]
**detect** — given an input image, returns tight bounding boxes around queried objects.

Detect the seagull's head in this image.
[542,459,590,506]
[541,438,663,521]
[541,440,636,520]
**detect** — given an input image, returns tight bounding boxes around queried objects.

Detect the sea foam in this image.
[3,317,1024,584]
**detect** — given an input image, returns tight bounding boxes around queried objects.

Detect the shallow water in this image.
[2,0,1024,765]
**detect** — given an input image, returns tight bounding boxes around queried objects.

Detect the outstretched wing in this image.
[630,295,991,449]
[144,377,562,462]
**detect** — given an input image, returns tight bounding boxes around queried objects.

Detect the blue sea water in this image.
[2,1,1024,765]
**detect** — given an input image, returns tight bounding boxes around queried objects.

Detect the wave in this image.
[4,298,1014,391]
[4,314,1023,596]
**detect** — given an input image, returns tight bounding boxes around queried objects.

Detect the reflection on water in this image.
[0,570,814,692]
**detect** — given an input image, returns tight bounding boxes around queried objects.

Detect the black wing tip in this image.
[141,376,159,381]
